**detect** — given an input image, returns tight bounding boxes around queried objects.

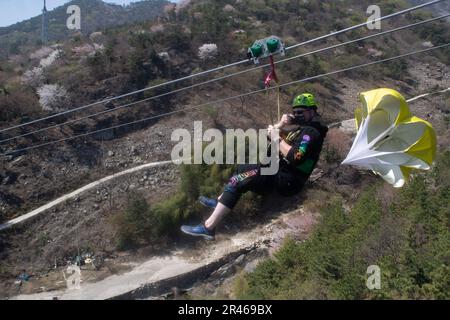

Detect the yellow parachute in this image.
[342,88,437,187]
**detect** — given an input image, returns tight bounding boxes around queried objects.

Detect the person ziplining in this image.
[181,93,328,240]
[179,37,438,241]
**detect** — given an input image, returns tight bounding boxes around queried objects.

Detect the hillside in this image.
[410,0,450,15]
[0,0,448,299]
[0,0,170,58]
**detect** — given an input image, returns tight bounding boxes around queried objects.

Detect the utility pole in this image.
[42,0,48,44]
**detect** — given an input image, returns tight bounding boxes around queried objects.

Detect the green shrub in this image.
[112,163,238,249]
[417,21,450,46]
[236,151,450,299]
[154,162,255,232]
[112,192,156,250]
[375,59,409,81]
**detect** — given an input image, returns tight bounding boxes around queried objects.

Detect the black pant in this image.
[219,163,307,209]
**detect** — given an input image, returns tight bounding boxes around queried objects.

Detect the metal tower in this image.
[41,0,48,43]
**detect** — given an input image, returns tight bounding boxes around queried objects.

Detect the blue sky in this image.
[0,0,180,27]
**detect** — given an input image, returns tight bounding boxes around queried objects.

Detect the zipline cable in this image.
[0,0,444,134]
[2,13,448,144]
[285,0,445,51]
[2,43,448,157]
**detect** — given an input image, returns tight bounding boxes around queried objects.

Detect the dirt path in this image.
[0,160,174,231]
[12,207,317,300]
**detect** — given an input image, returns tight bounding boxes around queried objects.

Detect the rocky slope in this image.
[0,0,448,299]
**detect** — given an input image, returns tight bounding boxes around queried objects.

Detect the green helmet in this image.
[292,93,317,109]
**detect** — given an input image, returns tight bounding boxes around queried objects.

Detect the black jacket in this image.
[285,116,328,175]
[276,116,328,195]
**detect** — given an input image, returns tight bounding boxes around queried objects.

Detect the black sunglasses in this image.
[293,109,308,115]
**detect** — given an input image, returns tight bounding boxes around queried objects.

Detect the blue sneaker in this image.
[181,224,215,241]
[198,196,218,209]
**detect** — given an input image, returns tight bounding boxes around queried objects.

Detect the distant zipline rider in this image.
[181,93,328,240]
